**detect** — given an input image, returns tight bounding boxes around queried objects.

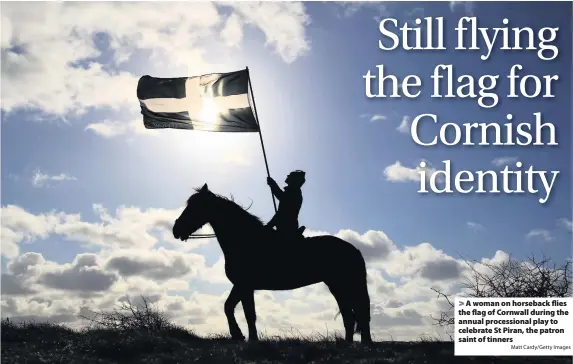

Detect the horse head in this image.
[173,183,214,241]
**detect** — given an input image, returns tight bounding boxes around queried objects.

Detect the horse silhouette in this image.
[172,184,373,344]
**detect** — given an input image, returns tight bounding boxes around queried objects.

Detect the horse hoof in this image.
[230,333,245,341]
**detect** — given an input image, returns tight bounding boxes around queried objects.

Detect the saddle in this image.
[269,226,306,243]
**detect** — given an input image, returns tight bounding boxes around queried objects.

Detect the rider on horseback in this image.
[266,170,306,240]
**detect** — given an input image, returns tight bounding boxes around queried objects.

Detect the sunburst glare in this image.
[198,97,219,131]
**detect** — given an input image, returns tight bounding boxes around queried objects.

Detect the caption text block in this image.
[455,297,572,356]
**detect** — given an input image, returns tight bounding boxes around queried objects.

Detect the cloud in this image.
[466,222,484,232]
[0,203,214,258]
[1,205,62,258]
[383,160,437,183]
[370,114,386,122]
[371,307,424,328]
[220,13,243,48]
[1,14,12,48]
[85,119,158,138]
[38,254,118,292]
[382,300,404,309]
[491,156,518,167]
[336,2,390,21]
[418,259,463,281]
[450,1,475,15]
[105,248,204,281]
[7,252,46,275]
[1,2,311,118]
[335,229,397,263]
[361,113,386,123]
[1,201,514,340]
[526,229,555,242]
[396,115,410,133]
[404,8,424,25]
[1,274,37,295]
[31,170,77,187]
[224,2,311,63]
[1,226,24,259]
[221,153,252,167]
[557,218,572,232]
[383,242,466,283]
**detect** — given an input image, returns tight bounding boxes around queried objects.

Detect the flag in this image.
[137,69,259,132]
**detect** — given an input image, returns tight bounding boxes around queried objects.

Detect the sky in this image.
[1,1,571,341]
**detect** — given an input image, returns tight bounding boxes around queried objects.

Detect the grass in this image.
[2,298,570,363]
[3,319,572,364]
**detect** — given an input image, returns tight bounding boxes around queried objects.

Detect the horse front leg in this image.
[224,286,245,340]
[241,289,259,341]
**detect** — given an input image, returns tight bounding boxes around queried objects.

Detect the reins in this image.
[188,233,216,239]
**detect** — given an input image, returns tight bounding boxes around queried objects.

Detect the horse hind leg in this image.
[241,289,259,341]
[327,284,356,342]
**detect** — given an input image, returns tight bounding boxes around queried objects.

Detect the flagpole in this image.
[246,67,278,214]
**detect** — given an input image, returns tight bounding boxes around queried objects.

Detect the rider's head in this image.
[286,170,306,188]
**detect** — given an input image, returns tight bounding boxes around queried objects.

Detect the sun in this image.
[159,94,246,164]
[198,97,219,131]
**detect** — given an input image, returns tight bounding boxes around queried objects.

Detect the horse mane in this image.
[188,188,264,228]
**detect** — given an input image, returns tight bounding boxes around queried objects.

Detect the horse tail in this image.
[353,254,370,336]
[354,319,361,334]
[333,309,359,333]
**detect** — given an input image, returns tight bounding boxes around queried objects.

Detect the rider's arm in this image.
[268,180,284,200]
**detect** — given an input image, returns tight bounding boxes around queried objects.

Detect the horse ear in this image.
[201,183,209,192]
